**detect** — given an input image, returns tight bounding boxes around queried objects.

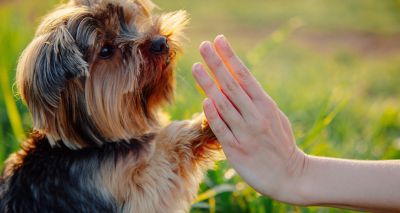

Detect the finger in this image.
[199,41,258,120]
[192,63,243,127]
[213,35,275,113]
[203,98,240,149]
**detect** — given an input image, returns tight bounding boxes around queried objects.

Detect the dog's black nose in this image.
[150,36,169,55]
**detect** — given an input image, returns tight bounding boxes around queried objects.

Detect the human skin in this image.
[191,35,400,212]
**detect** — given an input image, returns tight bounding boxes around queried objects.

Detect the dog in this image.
[0,0,221,212]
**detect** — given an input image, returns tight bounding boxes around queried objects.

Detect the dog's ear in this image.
[16,24,88,134]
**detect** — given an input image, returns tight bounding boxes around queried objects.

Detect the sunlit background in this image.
[1,0,400,212]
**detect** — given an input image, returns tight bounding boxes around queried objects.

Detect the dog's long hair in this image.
[16,0,187,149]
[1,0,220,212]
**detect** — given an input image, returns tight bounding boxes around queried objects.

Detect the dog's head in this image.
[16,0,188,148]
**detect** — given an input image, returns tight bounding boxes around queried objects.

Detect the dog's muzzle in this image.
[149,36,169,55]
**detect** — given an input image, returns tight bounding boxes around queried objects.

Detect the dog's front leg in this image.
[157,113,222,174]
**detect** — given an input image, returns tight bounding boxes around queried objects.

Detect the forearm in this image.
[296,155,400,212]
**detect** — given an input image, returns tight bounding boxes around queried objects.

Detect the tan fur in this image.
[10,0,222,212]
[100,116,220,212]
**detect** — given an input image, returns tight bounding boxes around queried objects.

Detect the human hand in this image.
[192,35,308,204]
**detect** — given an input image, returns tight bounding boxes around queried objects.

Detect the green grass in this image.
[1,0,400,212]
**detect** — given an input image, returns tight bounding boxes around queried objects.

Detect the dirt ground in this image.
[188,23,400,58]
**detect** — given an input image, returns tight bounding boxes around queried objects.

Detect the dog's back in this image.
[0,133,150,213]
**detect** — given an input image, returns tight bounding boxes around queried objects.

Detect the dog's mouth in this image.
[166,54,171,66]
[166,51,177,67]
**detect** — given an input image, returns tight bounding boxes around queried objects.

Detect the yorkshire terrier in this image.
[0,0,221,212]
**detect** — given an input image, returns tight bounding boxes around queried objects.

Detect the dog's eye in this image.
[99,45,114,59]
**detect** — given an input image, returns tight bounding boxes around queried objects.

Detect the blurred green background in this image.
[1,0,400,212]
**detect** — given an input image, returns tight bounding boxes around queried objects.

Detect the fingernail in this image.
[192,63,203,76]
[215,35,228,48]
[200,41,212,54]
[216,34,225,41]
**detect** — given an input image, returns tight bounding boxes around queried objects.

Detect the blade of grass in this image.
[0,68,25,142]
[208,197,216,213]
[193,184,236,204]
[0,121,5,162]
[301,97,348,152]
[0,7,26,144]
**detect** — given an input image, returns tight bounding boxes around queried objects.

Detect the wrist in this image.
[292,154,319,206]
[272,148,311,205]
